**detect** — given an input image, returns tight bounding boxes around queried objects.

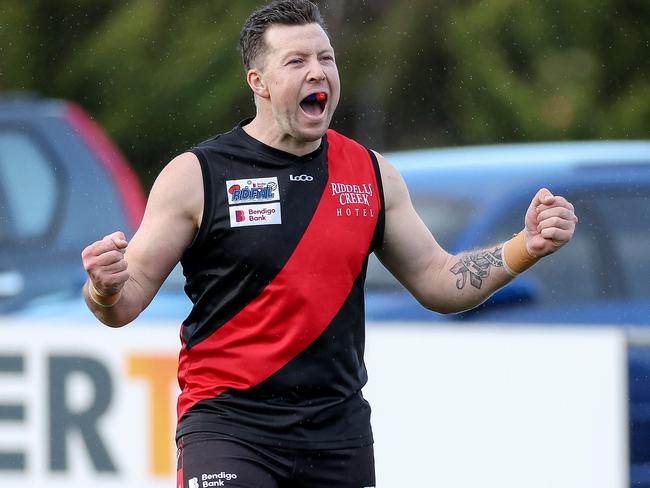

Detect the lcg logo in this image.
[289,174,314,182]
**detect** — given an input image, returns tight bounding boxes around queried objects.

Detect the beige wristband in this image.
[502,232,540,276]
[87,281,122,308]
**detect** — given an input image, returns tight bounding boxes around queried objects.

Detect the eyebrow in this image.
[280,48,335,60]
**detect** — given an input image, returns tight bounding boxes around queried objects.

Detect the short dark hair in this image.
[239,0,328,70]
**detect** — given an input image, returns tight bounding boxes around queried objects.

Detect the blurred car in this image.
[0,93,146,313]
[365,140,650,326]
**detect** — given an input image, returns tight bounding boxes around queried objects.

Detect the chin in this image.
[296,126,328,143]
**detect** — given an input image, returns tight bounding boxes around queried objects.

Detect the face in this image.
[249,23,341,146]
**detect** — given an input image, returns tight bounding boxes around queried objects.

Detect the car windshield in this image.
[366,194,476,290]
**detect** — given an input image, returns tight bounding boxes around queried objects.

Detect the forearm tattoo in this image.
[450,246,504,290]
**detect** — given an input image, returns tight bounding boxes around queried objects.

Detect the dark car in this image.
[0,93,146,313]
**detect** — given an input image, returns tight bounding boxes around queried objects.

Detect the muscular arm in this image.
[81,152,203,327]
[374,153,577,314]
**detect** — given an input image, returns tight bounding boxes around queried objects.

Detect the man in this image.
[81,1,578,487]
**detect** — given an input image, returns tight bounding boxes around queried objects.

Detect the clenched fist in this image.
[524,188,578,257]
[81,231,130,302]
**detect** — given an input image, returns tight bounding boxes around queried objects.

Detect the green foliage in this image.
[444,0,650,142]
[1,0,648,188]
[1,0,259,187]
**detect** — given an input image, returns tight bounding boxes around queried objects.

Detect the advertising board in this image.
[0,320,627,487]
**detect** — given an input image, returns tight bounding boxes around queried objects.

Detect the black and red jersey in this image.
[176,122,385,449]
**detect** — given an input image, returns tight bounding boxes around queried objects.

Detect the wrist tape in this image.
[88,281,122,308]
[502,232,540,276]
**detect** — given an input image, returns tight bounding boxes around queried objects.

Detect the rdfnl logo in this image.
[189,471,238,487]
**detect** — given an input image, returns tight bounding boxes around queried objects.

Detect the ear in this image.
[246,69,270,99]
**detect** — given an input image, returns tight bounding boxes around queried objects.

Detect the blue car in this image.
[0,94,146,313]
[366,140,650,326]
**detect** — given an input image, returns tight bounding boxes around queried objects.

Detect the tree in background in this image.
[1,0,258,187]
[1,0,648,188]
[444,0,650,143]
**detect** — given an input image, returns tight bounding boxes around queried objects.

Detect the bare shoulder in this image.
[372,150,400,181]
[156,152,202,191]
[372,150,410,211]
[149,152,203,226]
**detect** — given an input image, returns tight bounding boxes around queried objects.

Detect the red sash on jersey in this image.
[177,130,382,421]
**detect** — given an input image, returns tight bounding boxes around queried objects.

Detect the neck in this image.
[243,116,322,157]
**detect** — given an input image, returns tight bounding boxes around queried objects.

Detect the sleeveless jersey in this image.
[176,123,385,449]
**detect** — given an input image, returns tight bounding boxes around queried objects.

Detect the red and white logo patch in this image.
[229,203,282,227]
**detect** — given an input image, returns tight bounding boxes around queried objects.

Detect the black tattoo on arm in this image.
[449,246,504,290]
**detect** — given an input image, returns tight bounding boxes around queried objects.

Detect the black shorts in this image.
[177,432,376,488]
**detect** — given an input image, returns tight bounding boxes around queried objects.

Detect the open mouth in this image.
[300,92,328,117]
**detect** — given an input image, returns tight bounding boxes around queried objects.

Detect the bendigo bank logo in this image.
[331,182,375,218]
[229,203,282,227]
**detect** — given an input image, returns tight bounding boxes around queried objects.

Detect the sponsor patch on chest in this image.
[330,181,376,218]
[226,177,279,205]
[229,202,282,227]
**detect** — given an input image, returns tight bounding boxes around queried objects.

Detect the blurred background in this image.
[1,0,648,187]
[0,1,649,487]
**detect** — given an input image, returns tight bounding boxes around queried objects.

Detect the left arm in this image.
[374,153,578,314]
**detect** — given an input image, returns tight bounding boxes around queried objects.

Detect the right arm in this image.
[373,152,576,314]
[81,152,203,327]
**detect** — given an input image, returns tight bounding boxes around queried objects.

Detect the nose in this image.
[307,58,326,82]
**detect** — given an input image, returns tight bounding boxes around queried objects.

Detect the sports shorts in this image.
[177,431,376,488]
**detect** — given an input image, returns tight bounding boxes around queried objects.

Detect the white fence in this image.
[0,319,628,487]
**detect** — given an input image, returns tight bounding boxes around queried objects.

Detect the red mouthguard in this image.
[305,92,327,103]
